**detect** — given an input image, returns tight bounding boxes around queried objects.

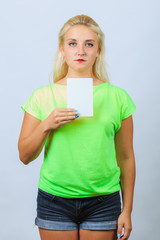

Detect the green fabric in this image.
[21,82,136,198]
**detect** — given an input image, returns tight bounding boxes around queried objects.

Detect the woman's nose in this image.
[77,45,86,55]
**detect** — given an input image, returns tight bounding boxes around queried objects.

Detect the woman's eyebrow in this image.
[66,38,95,42]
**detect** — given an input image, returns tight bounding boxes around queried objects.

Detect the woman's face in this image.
[60,25,100,72]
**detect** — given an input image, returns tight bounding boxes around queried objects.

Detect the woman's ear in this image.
[97,48,101,57]
[59,45,64,56]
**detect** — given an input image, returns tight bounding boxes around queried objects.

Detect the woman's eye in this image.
[69,42,76,46]
[86,43,93,47]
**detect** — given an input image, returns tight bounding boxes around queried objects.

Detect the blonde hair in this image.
[50,14,110,83]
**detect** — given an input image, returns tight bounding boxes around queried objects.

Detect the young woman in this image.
[18,14,136,240]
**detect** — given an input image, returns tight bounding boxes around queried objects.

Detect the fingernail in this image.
[117,234,121,239]
[75,114,79,118]
[74,109,78,112]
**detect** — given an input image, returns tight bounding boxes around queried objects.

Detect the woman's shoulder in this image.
[32,83,53,94]
[26,84,53,102]
[93,78,126,92]
[106,82,127,93]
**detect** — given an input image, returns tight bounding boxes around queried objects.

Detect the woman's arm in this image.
[18,112,51,165]
[114,115,136,240]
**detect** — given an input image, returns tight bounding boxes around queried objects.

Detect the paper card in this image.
[67,78,93,117]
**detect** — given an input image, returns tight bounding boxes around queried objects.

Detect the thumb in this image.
[117,223,123,239]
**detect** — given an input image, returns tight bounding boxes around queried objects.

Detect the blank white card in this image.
[67,78,93,117]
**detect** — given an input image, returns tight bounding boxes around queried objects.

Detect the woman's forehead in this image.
[64,25,98,41]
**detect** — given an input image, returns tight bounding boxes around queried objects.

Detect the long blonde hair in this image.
[50,14,110,83]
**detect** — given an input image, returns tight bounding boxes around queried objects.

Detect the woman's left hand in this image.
[117,210,132,239]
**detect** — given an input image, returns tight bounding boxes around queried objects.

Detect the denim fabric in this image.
[35,188,121,230]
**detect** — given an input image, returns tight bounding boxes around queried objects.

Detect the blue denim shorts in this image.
[35,188,121,231]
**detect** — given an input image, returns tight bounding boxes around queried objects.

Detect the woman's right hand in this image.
[44,108,78,131]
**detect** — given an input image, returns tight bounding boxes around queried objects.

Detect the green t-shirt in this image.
[21,82,136,198]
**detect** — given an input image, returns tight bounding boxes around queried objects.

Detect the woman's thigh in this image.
[79,229,117,240]
[39,228,78,240]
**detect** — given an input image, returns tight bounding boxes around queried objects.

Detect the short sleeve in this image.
[120,88,136,121]
[21,89,41,120]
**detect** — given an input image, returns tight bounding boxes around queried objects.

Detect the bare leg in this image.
[38,228,79,240]
[79,229,117,240]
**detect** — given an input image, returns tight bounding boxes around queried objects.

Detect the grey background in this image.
[0,0,159,239]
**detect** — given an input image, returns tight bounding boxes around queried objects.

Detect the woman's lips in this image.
[76,59,86,62]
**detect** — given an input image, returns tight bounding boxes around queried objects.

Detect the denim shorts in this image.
[35,188,121,231]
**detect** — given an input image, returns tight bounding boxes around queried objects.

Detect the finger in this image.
[65,108,76,112]
[66,108,76,112]
[60,113,77,124]
[121,228,131,240]
[56,108,75,112]
[117,223,123,239]
[64,109,78,118]
[58,110,76,120]
[61,119,74,125]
